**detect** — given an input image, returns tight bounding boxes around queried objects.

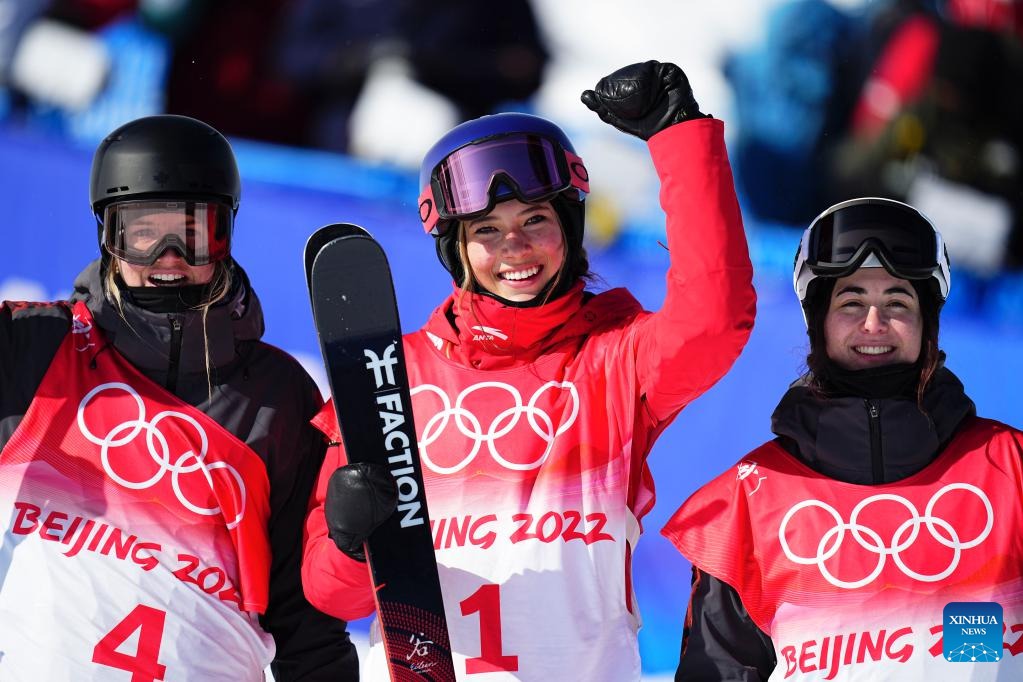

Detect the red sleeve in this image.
[635,117,756,423]
[301,400,376,621]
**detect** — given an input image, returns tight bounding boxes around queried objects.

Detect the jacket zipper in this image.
[167,315,183,394]
[866,399,883,483]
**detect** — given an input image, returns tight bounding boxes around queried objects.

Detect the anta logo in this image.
[470,325,508,342]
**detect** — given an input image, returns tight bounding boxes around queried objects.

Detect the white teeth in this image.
[501,266,540,281]
[855,346,893,355]
[150,274,185,283]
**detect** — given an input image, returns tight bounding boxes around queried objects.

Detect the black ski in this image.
[305,224,455,682]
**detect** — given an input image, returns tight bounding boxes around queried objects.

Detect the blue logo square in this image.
[943,602,1003,662]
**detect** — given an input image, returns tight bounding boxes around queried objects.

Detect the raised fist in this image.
[581,60,708,140]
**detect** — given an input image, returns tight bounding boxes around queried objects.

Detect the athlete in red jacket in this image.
[303,61,756,681]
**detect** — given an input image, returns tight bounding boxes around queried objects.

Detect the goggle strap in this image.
[564,149,589,194]
[808,248,939,281]
[419,185,440,235]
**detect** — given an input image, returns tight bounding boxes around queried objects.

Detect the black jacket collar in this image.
[69,259,264,380]
[770,367,976,484]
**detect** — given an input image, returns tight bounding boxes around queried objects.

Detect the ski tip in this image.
[305,223,372,252]
[304,223,374,286]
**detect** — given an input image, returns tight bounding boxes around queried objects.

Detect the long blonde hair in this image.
[105,260,234,398]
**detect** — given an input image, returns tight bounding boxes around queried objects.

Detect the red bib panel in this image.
[664,420,1023,680]
[0,301,274,681]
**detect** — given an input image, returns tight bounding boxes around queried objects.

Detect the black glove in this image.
[324,462,398,562]
[581,60,708,140]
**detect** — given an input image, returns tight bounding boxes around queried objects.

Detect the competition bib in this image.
[0,301,274,681]
[665,424,1023,681]
[318,336,645,681]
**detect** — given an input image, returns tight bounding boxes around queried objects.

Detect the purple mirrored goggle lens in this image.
[434,135,566,218]
[418,133,589,234]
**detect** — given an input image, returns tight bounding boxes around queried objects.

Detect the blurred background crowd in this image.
[4,1,1023,286]
[2,0,1021,678]
[4,0,1023,293]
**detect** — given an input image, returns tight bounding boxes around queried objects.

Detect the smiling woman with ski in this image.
[302,60,756,680]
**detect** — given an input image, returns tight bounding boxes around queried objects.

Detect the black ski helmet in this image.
[417,112,588,288]
[90,115,241,256]
[793,197,951,396]
[793,197,951,327]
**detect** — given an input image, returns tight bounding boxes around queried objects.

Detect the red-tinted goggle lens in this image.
[419,133,588,234]
[808,202,939,278]
[102,200,232,266]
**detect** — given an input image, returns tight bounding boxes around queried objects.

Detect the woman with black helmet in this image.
[0,115,357,680]
[301,61,756,680]
[664,197,1023,680]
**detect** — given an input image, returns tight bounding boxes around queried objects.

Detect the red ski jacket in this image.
[302,118,756,681]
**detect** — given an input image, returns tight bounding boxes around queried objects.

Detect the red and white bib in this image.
[0,302,274,681]
[664,419,1023,681]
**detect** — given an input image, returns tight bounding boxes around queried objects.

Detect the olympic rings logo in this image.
[76,382,246,528]
[412,380,579,475]
[778,484,993,589]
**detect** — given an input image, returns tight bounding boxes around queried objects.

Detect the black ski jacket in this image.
[674,367,976,681]
[0,259,358,681]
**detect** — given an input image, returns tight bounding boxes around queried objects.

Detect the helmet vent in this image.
[105,186,128,194]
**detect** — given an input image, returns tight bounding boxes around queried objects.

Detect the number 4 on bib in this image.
[306,224,455,681]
